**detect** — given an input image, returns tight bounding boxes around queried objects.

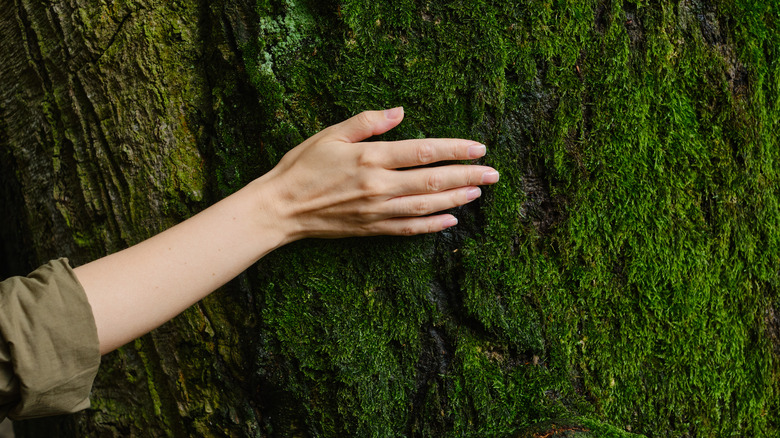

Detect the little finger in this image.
[369,214,459,236]
[384,186,482,217]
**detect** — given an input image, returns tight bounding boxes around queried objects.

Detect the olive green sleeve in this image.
[0,259,101,420]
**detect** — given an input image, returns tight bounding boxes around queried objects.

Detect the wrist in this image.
[242,174,301,253]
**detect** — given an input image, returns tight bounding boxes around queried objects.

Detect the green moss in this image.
[226,0,780,436]
[64,0,778,435]
[254,238,435,435]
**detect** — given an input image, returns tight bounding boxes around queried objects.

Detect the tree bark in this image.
[1,0,778,436]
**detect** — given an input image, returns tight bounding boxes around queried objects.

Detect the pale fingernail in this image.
[442,216,458,228]
[481,170,500,184]
[468,144,486,158]
[466,187,482,201]
[385,106,404,119]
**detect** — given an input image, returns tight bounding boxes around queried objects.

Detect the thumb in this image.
[327,107,405,143]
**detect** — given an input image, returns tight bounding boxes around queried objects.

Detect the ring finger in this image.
[383,186,482,218]
[388,165,498,197]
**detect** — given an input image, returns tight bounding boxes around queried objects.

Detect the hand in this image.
[257,107,500,241]
[76,107,500,353]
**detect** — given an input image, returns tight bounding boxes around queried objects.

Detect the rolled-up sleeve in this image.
[0,258,100,420]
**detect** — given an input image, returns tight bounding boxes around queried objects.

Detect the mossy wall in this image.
[1,0,778,436]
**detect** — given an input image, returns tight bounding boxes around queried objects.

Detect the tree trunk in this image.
[1,0,778,436]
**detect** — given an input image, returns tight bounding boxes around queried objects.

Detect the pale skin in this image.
[74,108,499,354]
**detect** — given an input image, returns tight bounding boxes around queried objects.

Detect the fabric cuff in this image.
[0,258,101,419]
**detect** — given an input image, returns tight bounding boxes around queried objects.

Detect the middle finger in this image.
[386,165,499,197]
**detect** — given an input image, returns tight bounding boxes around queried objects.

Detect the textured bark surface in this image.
[1,0,778,436]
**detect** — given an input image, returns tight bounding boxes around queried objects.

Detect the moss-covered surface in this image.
[224,0,780,435]
[4,0,779,436]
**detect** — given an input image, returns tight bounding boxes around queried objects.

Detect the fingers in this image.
[324,108,405,143]
[364,139,488,169]
[371,214,459,236]
[382,186,482,217]
[282,108,501,238]
[386,165,499,197]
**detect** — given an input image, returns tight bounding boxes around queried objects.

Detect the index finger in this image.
[366,139,487,169]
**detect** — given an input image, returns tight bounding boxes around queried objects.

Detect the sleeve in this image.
[0,258,101,420]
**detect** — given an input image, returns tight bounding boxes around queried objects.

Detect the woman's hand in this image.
[77,107,498,354]
[256,107,499,242]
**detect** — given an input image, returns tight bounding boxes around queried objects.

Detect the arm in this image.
[74,108,499,354]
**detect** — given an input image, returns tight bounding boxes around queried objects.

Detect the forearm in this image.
[74,109,498,355]
[74,177,285,354]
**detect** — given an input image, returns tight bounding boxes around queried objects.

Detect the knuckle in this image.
[452,189,464,203]
[356,222,375,236]
[356,148,376,167]
[467,168,479,185]
[426,173,442,192]
[452,145,462,160]
[399,224,417,236]
[359,177,384,197]
[410,198,431,216]
[356,111,374,129]
[357,204,380,222]
[417,143,435,164]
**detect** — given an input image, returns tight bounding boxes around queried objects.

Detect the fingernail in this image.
[466,187,482,201]
[481,170,500,184]
[385,107,403,119]
[442,216,458,228]
[468,144,486,159]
